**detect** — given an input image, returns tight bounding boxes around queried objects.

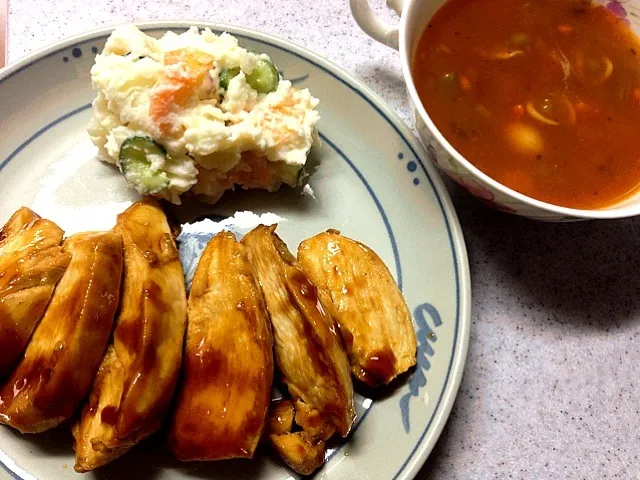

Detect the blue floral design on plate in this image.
[400,303,443,433]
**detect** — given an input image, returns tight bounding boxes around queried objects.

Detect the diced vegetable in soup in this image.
[413,0,640,209]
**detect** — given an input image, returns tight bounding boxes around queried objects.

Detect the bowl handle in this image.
[349,0,404,50]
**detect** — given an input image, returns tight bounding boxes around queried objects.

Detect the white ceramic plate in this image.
[0,22,471,480]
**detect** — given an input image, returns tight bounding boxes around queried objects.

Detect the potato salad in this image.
[88,25,320,204]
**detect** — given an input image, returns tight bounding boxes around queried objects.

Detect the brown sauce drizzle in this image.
[100,405,119,426]
[285,269,350,431]
[360,349,397,386]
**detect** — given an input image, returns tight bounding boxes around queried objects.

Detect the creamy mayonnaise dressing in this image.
[88,25,320,204]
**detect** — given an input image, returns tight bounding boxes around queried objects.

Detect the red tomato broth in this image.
[412,0,640,209]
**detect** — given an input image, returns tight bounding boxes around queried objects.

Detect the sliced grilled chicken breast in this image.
[0,208,70,376]
[298,230,417,386]
[244,225,354,437]
[73,199,187,472]
[169,231,274,461]
[0,232,123,433]
[0,207,40,248]
[243,225,354,475]
[269,431,325,476]
[265,399,326,476]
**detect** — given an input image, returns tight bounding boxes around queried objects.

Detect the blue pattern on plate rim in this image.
[398,152,422,186]
[0,26,464,480]
[401,303,443,433]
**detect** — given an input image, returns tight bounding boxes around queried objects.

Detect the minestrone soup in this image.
[413,0,640,209]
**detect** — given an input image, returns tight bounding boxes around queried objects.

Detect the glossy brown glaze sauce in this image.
[109,202,185,440]
[100,405,119,426]
[285,269,350,434]
[0,234,123,431]
[172,340,267,457]
[360,349,398,386]
[170,235,271,461]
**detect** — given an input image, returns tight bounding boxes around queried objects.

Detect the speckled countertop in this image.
[6,1,640,479]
